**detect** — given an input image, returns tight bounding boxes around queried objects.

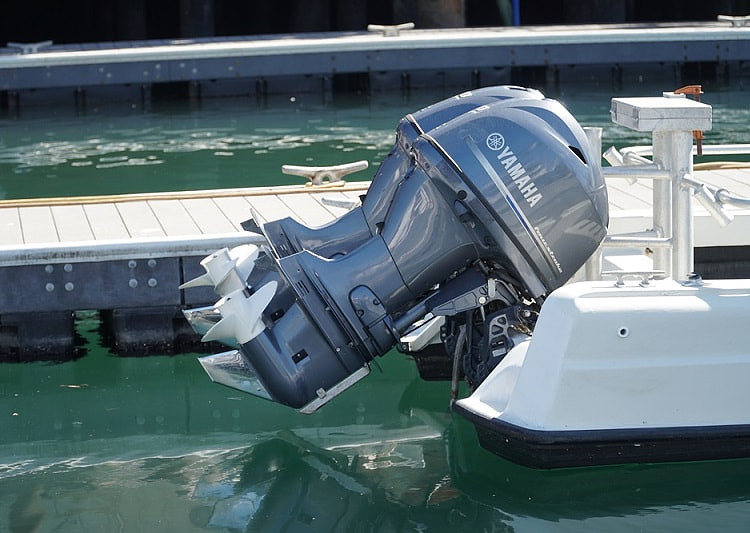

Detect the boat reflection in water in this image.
[3,340,750,531]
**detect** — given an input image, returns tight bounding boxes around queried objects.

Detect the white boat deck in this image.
[0,168,747,266]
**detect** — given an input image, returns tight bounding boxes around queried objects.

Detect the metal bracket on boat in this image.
[718,14,750,27]
[281,160,368,187]
[601,270,667,288]
[367,22,415,37]
[602,146,670,185]
[681,176,735,227]
[7,40,53,54]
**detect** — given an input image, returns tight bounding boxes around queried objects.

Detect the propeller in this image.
[180,244,260,296]
[182,305,239,348]
[202,280,278,345]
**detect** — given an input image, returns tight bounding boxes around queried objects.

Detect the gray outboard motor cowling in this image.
[185,88,608,412]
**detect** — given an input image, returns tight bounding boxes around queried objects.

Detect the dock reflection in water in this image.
[2,315,750,531]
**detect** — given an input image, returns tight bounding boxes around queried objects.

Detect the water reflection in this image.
[4,427,749,531]
[0,94,403,200]
[2,350,750,531]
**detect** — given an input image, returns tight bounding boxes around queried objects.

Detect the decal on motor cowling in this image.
[485,132,543,208]
[467,135,563,276]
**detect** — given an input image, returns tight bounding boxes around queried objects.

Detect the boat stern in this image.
[453,278,750,467]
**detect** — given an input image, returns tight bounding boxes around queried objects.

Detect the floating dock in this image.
[0,182,367,358]
[0,169,748,359]
[2,21,750,102]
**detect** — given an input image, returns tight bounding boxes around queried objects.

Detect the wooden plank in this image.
[180,198,237,234]
[83,203,130,240]
[0,208,23,245]
[279,192,338,226]
[212,196,254,230]
[244,194,296,224]
[147,199,200,237]
[51,204,94,242]
[19,206,58,244]
[116,201,165,238]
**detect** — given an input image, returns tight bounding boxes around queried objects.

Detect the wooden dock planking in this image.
[0,208,22,245]
[0,171,747,254]
[147,199,201,237]
[0,182,372,255]
[115,201,165,239]
[83,203,130,240]
[20,206,58,244]
[51,204,94,242]
[179,198,237,235]
[211,196,254,230]
[244,194,296,226]
[277,192,340,227]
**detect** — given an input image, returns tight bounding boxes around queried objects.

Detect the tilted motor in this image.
[182,87,608,412]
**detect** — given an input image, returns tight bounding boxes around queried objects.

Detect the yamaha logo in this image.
[486,132,505,151]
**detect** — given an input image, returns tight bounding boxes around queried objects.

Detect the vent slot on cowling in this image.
[296,280,310,295]
[569,145,587,164]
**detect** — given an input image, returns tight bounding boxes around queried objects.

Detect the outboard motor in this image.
[183,88,608,413]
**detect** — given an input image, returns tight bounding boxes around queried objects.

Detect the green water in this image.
[2,84,750,531]
[1,84,748,200]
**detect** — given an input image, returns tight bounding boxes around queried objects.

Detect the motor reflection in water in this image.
[186,392,750,532]
[2,341,750,531]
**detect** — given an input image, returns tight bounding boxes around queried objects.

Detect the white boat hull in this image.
[454,278,750,467]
